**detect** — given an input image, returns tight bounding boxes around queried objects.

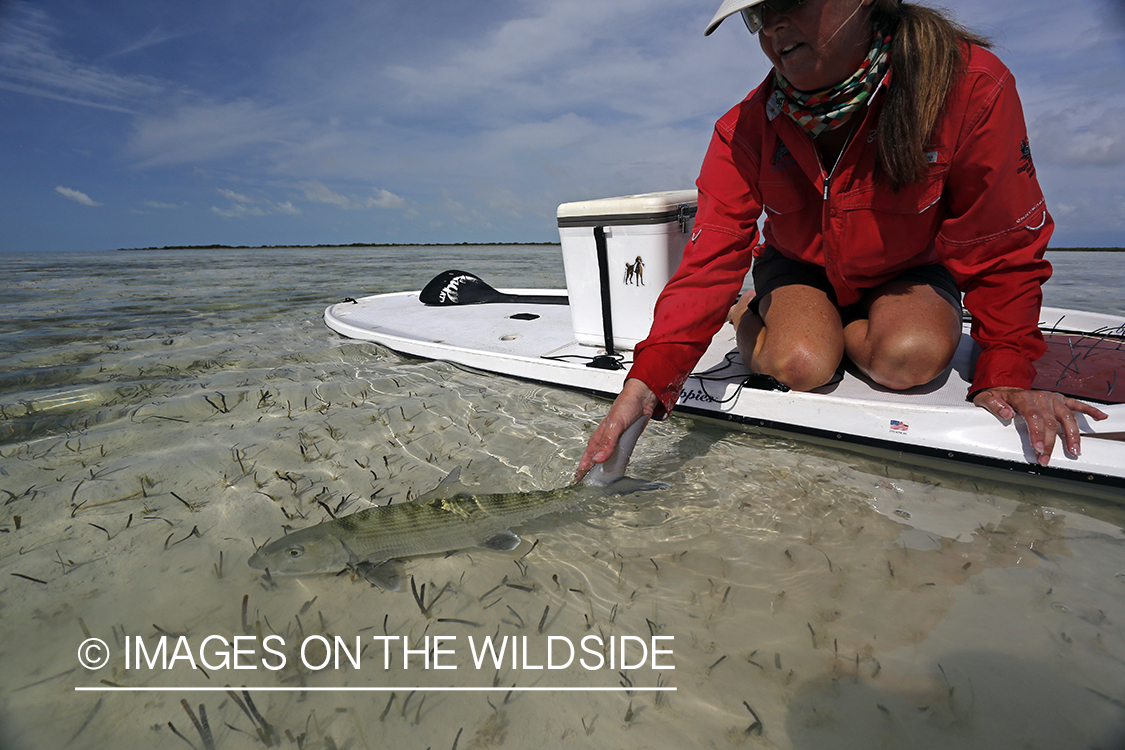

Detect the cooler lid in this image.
[557,189,698,228]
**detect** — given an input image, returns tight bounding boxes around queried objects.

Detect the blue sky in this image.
[2,0,1123,253]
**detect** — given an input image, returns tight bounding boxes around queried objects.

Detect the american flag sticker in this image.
[890,420,909,433]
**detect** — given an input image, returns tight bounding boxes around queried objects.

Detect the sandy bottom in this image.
[4,329,1125,750]
[2,247,1124,749]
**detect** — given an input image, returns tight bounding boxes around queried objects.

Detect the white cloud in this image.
[301,180,351,207]
[216,188,256,203]
[365,189,405,210]
[381,0,738,125]
[211,196,302,218]
[55,185,102,206]
[212,204,266,218]
[143,201,180,209]
[127,99,307,168]
[1052,203,1077,220]
[101,26,190,61]
[1030,108,1125,167]
[301,180,404,210]
[440,195,489,226]
[13,0,740,236]
[0,3,162,113]
[8,0,1125,247]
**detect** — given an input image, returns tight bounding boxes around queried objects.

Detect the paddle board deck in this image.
[325,290,1125,501]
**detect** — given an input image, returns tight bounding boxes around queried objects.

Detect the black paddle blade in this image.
[420,270,505,305]
[419,270,567,306]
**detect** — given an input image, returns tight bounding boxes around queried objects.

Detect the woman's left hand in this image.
[973,387,1109,466]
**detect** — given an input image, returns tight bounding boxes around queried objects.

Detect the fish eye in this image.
[287,546,304,557]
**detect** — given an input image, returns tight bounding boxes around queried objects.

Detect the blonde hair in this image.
[871,1,991,189]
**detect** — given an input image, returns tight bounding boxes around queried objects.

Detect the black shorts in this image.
[748,246,962,323]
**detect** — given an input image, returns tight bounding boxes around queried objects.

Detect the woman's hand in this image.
[973,387,1109,466]
[575,378,659,482]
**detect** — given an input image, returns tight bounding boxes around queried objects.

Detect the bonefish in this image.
[247,418,661,589]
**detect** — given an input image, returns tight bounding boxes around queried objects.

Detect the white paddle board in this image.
[325,278,1125,501]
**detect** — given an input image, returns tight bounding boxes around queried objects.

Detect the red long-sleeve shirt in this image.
[629,44,1053,419]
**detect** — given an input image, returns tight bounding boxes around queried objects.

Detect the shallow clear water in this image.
[1,247,1123,750]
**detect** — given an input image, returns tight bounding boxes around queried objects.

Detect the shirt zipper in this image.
[817,124,858,287]
[820,124,855,201]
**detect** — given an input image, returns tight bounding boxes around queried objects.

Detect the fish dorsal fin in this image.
[418,467,467,502]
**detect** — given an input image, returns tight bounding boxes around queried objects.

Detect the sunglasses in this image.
[740,0,811,33]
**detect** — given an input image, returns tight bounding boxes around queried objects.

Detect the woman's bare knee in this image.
[867,332,956,390]
[739,285,844,391]
[859,284,961,390]
[755,345,840,391]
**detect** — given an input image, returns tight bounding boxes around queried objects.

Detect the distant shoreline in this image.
[116,241,561,251]
[115,242,1121,252]
[1048,247,1125,252]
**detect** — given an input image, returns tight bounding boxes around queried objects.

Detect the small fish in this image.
[248,418,660,588]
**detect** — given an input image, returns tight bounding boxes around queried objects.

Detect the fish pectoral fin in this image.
[354,559,404,591]
[417,466,470,502]
[478,529,521,552]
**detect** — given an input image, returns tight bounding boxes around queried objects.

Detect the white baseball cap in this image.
[704,0,810,36]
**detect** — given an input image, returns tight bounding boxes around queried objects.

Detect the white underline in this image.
[75,686,675,692]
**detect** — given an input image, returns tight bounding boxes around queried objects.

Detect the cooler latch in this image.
[677,204,695,234]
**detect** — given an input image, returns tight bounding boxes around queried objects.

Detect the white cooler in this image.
[557,190,697,351]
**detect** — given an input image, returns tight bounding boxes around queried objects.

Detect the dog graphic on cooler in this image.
[623,256,645,286]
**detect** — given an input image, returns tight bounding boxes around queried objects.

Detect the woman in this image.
[576,0,1107,478]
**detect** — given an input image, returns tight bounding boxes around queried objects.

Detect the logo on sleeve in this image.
[1017,138,1036,179]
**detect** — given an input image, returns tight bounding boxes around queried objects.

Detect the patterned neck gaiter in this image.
[773,22,892,138]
